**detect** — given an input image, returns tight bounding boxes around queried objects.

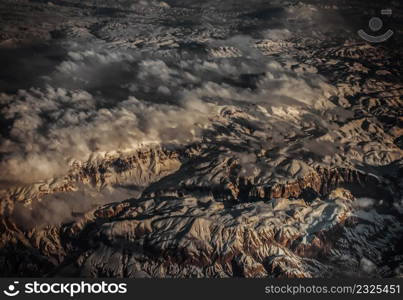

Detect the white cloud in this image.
[0,43,337,185]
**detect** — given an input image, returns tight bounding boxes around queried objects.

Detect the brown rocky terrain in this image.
[0,0,402,277]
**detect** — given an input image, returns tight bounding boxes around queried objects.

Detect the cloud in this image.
[262,29,292,41]
[0,87,217,183]
[12,183,141,229]
[0,40,338,186]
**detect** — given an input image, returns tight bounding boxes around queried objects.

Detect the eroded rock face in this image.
[0,148,181,217]
[2,187,402,278]
[0,0,403,278]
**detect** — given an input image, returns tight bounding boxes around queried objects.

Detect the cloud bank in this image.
[0,35,338,186]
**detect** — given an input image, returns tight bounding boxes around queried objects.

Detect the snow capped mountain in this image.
[0,0,402,277]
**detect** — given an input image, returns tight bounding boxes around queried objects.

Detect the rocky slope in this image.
[0,0,402,277]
